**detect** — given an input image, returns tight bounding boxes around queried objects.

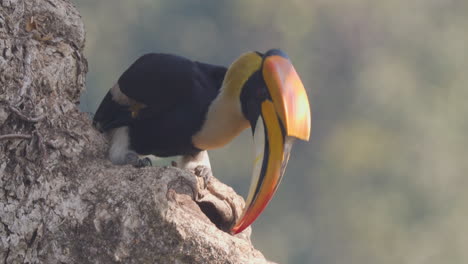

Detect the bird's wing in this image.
[93,53,227,132]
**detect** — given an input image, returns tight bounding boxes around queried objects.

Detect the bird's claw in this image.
[193,165,213,188]
[134,157,152,168]
[125,152,152,168]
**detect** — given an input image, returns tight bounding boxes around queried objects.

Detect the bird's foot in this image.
[193,165,213,188]
[125,152,152,168]
[134,157,152,168]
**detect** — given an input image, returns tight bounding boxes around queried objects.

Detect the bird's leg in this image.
[178,150,213,185]
[108,126,152,167]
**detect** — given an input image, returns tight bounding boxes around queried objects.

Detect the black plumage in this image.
[93,53,227,157]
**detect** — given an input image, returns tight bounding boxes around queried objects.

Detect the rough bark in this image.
[0,1,275,263]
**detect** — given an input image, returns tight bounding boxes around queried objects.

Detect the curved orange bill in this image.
[230,56,311,234]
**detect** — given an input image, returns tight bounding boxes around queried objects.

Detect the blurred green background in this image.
[74,0,467,263]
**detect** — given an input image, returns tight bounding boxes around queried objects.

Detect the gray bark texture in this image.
[0,1,276,263]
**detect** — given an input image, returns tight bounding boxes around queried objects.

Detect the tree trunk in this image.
[0,1,275,263]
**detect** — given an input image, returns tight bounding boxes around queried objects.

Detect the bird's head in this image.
[225,49,311,234]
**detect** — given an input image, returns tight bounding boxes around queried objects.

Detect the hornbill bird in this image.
[93,49,311,234]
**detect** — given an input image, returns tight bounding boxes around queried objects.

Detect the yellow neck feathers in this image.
[191,52,263,150]
[221,52,263,99]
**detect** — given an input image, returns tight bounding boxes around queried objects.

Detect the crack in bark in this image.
[27,227,38,247]
[19,43,33,96]
[3,246,10,264]
[1,221,12,236]
[0,133,32,141]
[1,220,11,264]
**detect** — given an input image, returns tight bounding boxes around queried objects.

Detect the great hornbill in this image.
[93,49,311,234]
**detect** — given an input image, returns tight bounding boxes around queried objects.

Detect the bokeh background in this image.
[74,0,467,263]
